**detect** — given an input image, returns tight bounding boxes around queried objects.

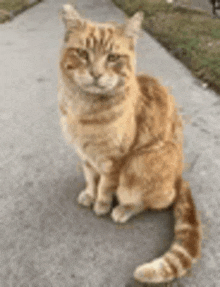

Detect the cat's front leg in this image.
[77,161,99,207]
[94,172,119,216]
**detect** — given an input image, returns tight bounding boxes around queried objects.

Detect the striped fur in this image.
[58,4,202,283]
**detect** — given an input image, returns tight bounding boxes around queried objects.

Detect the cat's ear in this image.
[124,11,144,41]
[60,4,84,30]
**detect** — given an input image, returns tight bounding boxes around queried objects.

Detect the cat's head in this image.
[60,4,143,95]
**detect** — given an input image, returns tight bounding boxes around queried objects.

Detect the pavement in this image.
[1,0,220,286]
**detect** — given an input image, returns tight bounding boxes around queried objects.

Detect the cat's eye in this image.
[107,54,120,62]
[76,49,89,61]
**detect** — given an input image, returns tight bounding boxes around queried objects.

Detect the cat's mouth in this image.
[77,77,122,95]
[92,83,105,89]
[87,79,105,88]
[83,83,109,94]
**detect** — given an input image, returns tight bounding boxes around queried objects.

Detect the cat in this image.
[58,4,202,284]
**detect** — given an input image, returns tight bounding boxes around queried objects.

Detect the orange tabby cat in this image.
[58,4,202,283]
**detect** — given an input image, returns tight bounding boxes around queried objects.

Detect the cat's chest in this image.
[62,110,136,172]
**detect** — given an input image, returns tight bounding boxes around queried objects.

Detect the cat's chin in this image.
[79,84,116,96]
[83,86,108,94]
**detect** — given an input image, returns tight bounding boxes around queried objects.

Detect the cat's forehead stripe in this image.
[64,23,127,53]
[85,35,98,51]
[107,28,114,35]
[99,28,105,41]
[84,25,115,52]
[88,26,96,36]
[102,28,114,51]
[85,38,91,49]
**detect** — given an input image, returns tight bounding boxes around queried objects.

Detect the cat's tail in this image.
[134,177,202,283]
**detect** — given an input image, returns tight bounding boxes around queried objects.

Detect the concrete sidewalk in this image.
[1,0,220,286]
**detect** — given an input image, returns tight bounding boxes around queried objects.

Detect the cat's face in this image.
[60,5,143,95]
[61,26,133,94]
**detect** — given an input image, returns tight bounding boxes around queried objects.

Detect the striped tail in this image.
[134,177,202,284]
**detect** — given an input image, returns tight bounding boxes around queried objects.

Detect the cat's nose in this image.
[90,70,102,80]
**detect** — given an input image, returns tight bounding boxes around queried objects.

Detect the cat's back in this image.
[135,73,183,146]
[136,73,172,109]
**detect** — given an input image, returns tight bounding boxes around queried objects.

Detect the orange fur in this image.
[58,4,202,283]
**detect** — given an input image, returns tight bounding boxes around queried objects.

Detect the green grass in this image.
[112,0,220,94]
[0,0,41,23]
[0,0,29,11]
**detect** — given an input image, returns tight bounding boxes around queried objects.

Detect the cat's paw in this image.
[94,201,111,216]
[77,189,95,207]
[111,205,134,223]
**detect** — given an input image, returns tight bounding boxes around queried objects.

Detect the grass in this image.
[112,0,220,95]
[0,0,42,23]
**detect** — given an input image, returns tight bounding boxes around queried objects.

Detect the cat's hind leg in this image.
[112,142,179,223]
[111,184,145,223]
[111,202,145,223]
